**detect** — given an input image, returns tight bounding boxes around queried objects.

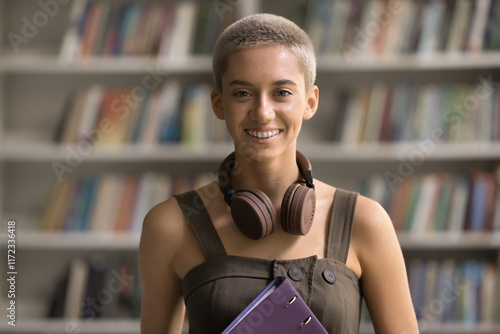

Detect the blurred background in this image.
[0,0,499,333]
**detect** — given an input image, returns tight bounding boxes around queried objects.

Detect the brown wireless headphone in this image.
[218,151,316,240]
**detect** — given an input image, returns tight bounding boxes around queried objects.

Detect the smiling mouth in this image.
[245,129,282,139]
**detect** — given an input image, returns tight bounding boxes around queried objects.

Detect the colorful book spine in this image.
[359,165,500,233]
[328,81,500,144]
[38,172,214,234]
[55,82,231,146]
[299,0,500,56]
[403,258,500,327]
[361,257,500,327]
[49,255,141,319]
[58,0,237,61]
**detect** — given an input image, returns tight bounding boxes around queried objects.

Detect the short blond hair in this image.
[212,13,316,92]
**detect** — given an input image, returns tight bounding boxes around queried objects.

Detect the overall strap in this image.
[174,190,227,259]
[327,188,359,263]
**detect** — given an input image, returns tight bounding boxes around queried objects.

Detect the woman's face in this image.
[212,45,318,162]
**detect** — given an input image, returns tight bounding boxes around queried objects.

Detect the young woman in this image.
[139,13,418,334]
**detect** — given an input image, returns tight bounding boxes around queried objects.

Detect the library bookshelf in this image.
[1,0,500,333]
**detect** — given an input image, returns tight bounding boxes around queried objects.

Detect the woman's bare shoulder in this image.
[351,194,401,277]
[142,196,185,235]
[139,196,189,258]
[312,180,391,232]
[311,178,337,201]
[352,194,395,239]
[139,188,210,279]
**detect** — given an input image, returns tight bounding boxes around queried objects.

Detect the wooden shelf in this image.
[2,231,499,251]
[317,51,500,71]
[0,141,234,163]
[359,322,500,334]
[0,318,498,334]
[0,55,213,74]
[1,51,500,74]
[2,141,500,163]
[397,232,500,250]
[0,232,140,250]
[0,319,190,334]
[0,319,141,334]
[301,142,500,162]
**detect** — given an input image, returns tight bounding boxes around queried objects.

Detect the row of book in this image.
[361,258,500,325]
[54,82,230,146]
[38,172,212,234]
[409,258,500,325]
[39,165,500,235]
[52,256,500,325]
[359,166,500,233]
[59,0,236,61]
[49,255,140,319]
[328,81,500,144]
[295,0,500,56]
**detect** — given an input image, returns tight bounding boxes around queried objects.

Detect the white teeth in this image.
[247,130,280,139]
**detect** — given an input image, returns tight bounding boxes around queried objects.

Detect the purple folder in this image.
[221,276,328,334]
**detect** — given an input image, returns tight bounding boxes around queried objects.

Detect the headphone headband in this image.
[218,151,314,206]
[218,152,237,204]
[296,150,315,190]
[218,150,316,239]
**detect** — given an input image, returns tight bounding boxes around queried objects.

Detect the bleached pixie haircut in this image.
[212,13,317,92]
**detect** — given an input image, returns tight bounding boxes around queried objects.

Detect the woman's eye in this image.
[233,91,251,97]
[275,90,291,97]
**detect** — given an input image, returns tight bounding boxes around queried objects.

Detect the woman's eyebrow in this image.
[229,80,252,87]
[228,79,298,87]
[271,79,298,87]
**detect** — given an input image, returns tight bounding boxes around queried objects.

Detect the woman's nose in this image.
[250,95,275,122]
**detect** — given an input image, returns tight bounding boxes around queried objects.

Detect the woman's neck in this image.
[230,148,302,206]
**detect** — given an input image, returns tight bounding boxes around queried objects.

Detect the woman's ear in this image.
[303,85,319,120]
[211,88,225,120]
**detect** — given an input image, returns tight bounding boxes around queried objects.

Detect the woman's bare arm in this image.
[353,195,419,333]
[138,198,186,334]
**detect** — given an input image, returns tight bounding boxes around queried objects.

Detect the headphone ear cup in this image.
[231,189,276,240]
[281,183,316,235]
[281,183,299,234]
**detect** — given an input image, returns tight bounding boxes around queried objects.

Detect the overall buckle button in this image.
[288,267,305,282]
